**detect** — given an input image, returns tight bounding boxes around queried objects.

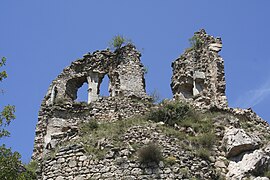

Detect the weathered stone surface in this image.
[254,177,270,180]
[226,144,270,179]
[223,127,260,158]
[32,44,151,161]
[171,29,228,109]
[32,30,270,180]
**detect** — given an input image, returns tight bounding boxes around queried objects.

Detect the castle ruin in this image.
[32,30,270,180]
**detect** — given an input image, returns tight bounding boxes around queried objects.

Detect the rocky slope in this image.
[32,30,270,180]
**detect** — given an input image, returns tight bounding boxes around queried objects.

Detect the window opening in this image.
[99,75,110,97]
[76,82,88,102]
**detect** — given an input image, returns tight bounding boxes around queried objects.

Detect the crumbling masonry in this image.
[32,30,270,180]
[171,29,228,109]
[33,44,150,161]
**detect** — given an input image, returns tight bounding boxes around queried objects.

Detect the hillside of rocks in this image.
[32,30,270,180]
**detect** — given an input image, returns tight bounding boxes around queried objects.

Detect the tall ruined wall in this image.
[32,44,150,161]
[171,29,228,109]
[32,31,270,180]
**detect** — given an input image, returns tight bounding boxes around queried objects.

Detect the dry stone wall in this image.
[41,124,218,180]
[33,44,150,161]
[32,31,270,180]
[171,29,228,109]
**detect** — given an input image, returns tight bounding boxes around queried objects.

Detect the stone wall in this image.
[171,29,228,109]
[40,124,218,180]
[32,31,270,180]
[32,44,150,161]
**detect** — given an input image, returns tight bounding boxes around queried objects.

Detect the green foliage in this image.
[0,57,36,179]
[0,145,22,179]
[0,105,16,138]
[196,132,216,149]
[189,35,203,50]
[0,57,16,139]
[148,101,190,126]
[24,161,38,176]
[195,148,211,161]
[264,169,270,178]
[0,57,7,82]
[156,124,186,141]
[79,120,99,135]
[77,117,149,159]
[0,145,36,180]
[138,143,162,164]
[108,35,131,50]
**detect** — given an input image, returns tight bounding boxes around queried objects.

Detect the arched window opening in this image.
[99,75,110,97]
[76,82,88,102]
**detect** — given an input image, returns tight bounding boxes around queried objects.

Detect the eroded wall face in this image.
[171,29,228,109]
[32,44,149,161]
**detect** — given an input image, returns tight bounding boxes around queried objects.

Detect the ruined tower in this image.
[32,32,270,180]
[32,44,150,161]
[171,29,228,109]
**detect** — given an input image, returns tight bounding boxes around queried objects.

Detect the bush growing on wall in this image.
[138,143,162,164]
[189,35,203,50]
[148,101,190,126]
[108,35,132,50]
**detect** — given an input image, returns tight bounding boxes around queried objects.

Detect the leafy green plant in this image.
[148,101,190,126]
[189,35,203,49]
[138,143,162,164]
[24,161,38,174]
[108,35,131,50]
[193,132,216,149]
[0,145,37,180]
[79,120,99,135]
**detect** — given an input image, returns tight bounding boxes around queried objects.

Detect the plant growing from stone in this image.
[109,35,127,49]
[148,101,190,126]
[138,143,162,164]
[108,35,132,50]
[189,35,203,50]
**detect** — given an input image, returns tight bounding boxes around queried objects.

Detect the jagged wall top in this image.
[171,29,228,109]
[43,44,148,106]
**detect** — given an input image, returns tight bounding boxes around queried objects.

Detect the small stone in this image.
[159,161,164,168]
[57,158,65,163]
[215,160,226,168]
[79,155,87,161]
[68,160,77,168]
[55,176,64,180]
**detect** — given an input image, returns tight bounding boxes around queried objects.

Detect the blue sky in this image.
[1,1,270,163]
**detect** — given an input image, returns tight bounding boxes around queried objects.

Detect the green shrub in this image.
[138,143,162,164]
[79,120,99,135]
[148,101,190,126]
[109,35,131,50]
[189,35,203,50]
[196,148,211,161]
[195,132,216,149]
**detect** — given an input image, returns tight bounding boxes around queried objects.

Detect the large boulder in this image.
[226,144,270,179]
[223,127,260,158]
